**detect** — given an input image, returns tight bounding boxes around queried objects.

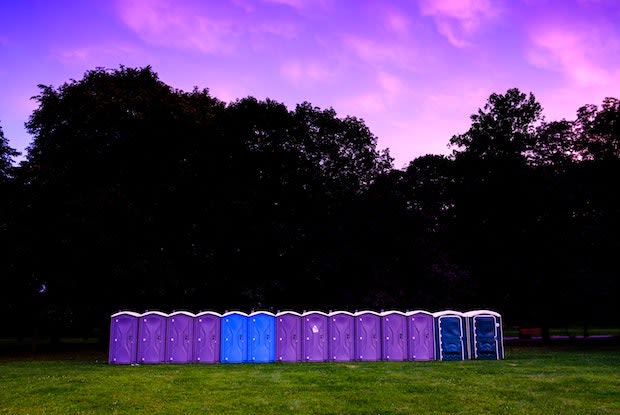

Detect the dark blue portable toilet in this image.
[302,311,329,362]
[354,310,382,361]
[165,311,195,364]
[465,310,504,360]
[381,311,408,361]
[220,311,248,363]
[406,310,435,361]
[137,311,168,364]
[248,311,276,363]
[276,311,302,362]
[434,310,469,361]
[329,311,355,362]
[109,311,140,364]
[194,311,221,364]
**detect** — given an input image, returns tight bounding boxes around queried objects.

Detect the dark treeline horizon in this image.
[0,66,618,341]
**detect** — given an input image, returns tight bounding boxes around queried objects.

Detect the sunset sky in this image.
[1,0,619,167]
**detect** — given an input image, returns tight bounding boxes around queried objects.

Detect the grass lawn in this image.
[1,344,619,414]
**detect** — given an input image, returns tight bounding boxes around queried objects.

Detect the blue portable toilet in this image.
[165,311,195,364]
[381,310,408,361]
[354,310,382,361]
[248,311,276,363]
[302,311,329,362]
[194,311,221,364]
[109,311,140,364]
[220,311,248,363]
[434,310,469,361]
[464,310,504,360]
[406,310,435,361]
[137,311,168,364]
[329,311,355,362]
[276,311,303,362]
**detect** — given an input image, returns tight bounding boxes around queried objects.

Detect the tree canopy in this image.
[0,67,618,342]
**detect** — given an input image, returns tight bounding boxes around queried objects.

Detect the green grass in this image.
[1,346,619,414]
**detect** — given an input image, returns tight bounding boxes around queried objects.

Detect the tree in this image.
[449,88,543,162]
[575,97,620,161]
[0,123,19,184]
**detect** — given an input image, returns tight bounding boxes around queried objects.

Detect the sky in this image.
[1,0,619,168]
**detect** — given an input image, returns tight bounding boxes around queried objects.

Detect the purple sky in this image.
[1,0,619,167]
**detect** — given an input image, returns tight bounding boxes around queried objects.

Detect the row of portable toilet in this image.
[109,310,503,364]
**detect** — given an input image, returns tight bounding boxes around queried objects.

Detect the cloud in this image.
[343,35,416,70]
[117,0,238,54]
[527,23,620,87]
[57,43,148,66]
[262,0,306,9]
[385,12,410,35]
[280,60,330,83]
[418,0,499,47]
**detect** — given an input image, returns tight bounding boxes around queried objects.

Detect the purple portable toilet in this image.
[276,311,302,362]
[381,310,407,361]
[165,311,195,364]
[329,311,355,362]
[354,310,382,361]
[406,310,435,361]
[194,311,221,364]
[302,311,329,362]
[137,311,168,364]
[109,311,140,364]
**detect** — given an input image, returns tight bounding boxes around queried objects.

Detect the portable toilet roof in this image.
[168,311,196,318]
[463,310,501,317]
[196,311,222,317]
[111,311,142,318]
[354,310,382,317]
[276,311,303,317]
[302,310,329,316]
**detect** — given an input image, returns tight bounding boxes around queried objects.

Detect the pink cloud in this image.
[418,0,499,47]
[57,43,149,66]
[117,0,237,54]
[280,60,330,83]
[343,35,417,70]
[527,23,620,87]
[385,12,410,35]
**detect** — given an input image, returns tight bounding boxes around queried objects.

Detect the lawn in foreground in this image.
[1,345,619,415]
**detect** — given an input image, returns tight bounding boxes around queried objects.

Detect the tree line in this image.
[0,66,618,340]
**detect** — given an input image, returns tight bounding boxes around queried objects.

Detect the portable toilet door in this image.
[406,310,435,361]
[137,311,168,364]
[248,311,276,363]
[465,310,504,360]
[434,310,468,361]
[194,311,221,364]
[302,311,329,362]
[109,311,140,364]
[276,311,302,362]
[354,311,381,361]
[165,311,195,364]
[329,311,355,362]
[220,311,248,363]
[381,311,408,361]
